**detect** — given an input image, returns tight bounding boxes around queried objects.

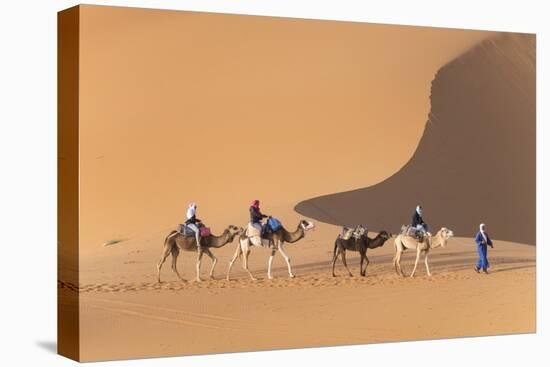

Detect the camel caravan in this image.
[156,202,454,283]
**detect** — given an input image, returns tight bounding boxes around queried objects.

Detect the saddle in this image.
[246,223,262,238]
[401,225,425,242]
[340,225,367,241]
[246,223,276,249]
[177,224,193,237]
[247,222,275,238]
[266,217,282,232]
[177,223,211,237]
[340,227,354,240]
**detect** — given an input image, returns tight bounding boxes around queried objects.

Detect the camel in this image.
[226,219,315,281]
[157,225,243,283]
[393,227,454,277]
[332,228,392,277]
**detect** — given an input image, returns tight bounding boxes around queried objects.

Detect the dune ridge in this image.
[295,33,536,245]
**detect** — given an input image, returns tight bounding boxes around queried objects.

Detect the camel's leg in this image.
[204,249,217,279]
[393,238,405,277]
[267,249,276,279]
[332,247,341,277]
[341,250,353,277]
[195,250,204,282]
[157,244,172,283]
[226,240,243,280]
[392,251,398,275]
[395,251,405,277]
[360,252,365,276]
[364,255,370,277]
[424,250,432,276]
[278,243,295,278]
[410,247,421,278]
[170,246,185,282]
[398,252,405,277]
[242,249,257,281]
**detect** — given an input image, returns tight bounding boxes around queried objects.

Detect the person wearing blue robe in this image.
[475,223,493,274]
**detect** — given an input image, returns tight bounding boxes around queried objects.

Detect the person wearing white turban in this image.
[412,205,428,233]
[474,223,493,274]
[185,202,202,248]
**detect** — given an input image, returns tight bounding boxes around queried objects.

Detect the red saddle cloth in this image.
[199,226,211,237]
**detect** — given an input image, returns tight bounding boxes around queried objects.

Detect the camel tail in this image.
[333,239,338,258]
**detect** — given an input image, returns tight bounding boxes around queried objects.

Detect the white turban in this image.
[480,223,488,242]
[186,202,197,220]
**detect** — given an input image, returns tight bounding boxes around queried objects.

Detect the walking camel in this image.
[157,225,243,283]
[332,228,392,277]
[393,227,454,277]
[226,219,315,280]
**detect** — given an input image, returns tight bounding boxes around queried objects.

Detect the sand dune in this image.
[295,33,536,245]
[77,5,491,251]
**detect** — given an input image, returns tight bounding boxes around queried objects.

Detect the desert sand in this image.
[58,5,535,362]
[62,223,535,361]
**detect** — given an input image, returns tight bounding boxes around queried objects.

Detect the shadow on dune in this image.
[295,33,535,245]
[318,255,532,274]
[262,254,535,277]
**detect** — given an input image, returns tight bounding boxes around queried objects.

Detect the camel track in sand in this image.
[59,260,535,294]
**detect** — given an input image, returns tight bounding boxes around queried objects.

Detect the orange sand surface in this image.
[60,222,535,361]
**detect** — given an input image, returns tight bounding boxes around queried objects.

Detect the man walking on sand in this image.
[475,223,493,274]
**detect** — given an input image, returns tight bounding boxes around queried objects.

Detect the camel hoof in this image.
[289,274,296,279]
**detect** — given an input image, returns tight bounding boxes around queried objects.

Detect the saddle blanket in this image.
[247,222,262,237]
[267,217,282,231]
[341,227,354,240]
[401,225,425,241]
[178,224,211,237]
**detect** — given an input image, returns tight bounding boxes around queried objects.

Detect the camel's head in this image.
[378,230,392,241]
[299,219,315,232]
[437,227,454,247]
[227,225,244,237]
